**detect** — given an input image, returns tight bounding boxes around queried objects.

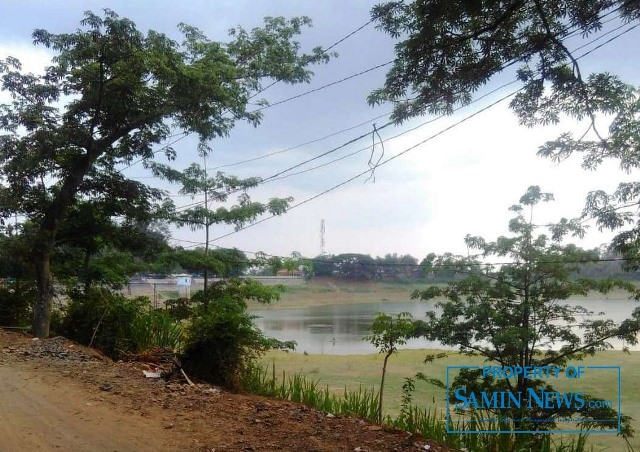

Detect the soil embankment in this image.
[0,329,448,451]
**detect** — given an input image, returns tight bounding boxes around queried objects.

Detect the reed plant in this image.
[130,308,185,352]
[244,361,380,421]
[244,363,599,452]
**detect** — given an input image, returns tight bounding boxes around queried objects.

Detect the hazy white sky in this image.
[1,1,638,260]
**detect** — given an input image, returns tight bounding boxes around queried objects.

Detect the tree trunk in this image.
[29,151,99,337]
[378,351,392,424]
[203,155,209,292]
[33,249,54,338]
[204,221,209,292]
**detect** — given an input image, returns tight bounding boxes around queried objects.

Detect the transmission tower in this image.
[320,219,326,255]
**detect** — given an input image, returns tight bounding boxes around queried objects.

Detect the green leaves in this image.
[226,16,333,87]
[365,311,415,354]
[183,283,290,388]
[413,187,639,434]
[191,277,284,308]
[1,9,332,337]
[371,1,640,271]
[152,161,292,234]
[1,8,328,228]
[371,0,639,123]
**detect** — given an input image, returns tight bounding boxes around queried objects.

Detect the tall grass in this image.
[244,363,599,452]
[130,309,185,352]
[244,362,379,421]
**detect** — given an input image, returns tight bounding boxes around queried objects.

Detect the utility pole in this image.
[320,219,325,255]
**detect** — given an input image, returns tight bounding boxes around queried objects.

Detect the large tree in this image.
[0,10,331,337]
[413,186,640,443]
[370,0,640,259]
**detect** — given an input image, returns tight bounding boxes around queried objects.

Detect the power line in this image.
[202,17,636,244]
[260,22,638,180]
[249,60,393,113]
[168,72,524,212]
[243,18,374,103]
[168,10,636,215]
[263,80,520,184]
[573,21,640,59]
[207,88,520,244]
[169,17,602,213]
[209,9,628,173]
[322,19,374,53]
[228,12,635,181]
[120,18,377,176]
[210,109,393,170]
[129,6,631,183]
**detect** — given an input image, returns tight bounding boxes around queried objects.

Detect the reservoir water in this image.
[252,298,639,355]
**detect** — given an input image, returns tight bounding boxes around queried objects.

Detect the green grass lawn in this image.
[260,349,640,451]
[248,278,637,310]
[247,278,444,310]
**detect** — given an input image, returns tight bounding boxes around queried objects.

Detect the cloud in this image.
[3,2,638,261]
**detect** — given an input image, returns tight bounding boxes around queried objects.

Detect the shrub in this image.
[182,293,294,388]
[130,308,185,352]
[182,298,272,387]
[0,281,36,327]
[164,296,193,321]
[61,288,184,358]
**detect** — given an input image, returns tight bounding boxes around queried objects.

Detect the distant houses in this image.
[276,268,302,277]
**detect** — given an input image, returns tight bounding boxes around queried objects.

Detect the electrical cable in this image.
[201,19,638,244]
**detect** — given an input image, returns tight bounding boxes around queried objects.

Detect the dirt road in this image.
[0,363,175,452]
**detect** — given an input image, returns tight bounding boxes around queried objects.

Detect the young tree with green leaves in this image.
[151,162,291,289]
[412,186,640,443]
[0,10,332,337]
[365,311,415,423]
[370,0,640,261]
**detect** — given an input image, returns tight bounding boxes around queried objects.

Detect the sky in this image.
[1,0,639,261]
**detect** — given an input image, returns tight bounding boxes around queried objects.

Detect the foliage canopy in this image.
[370,0,640,265]
[0,10,330,337]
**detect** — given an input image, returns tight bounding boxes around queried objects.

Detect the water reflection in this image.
[252,299,639,355]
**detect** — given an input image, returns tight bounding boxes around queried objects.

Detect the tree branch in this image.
[452,0,528,41]
[533,0,606,142]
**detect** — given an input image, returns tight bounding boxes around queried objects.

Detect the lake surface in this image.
[252,298,640,355]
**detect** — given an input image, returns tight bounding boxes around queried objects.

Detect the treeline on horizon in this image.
[104,246,640,284]
[1,223,635,286]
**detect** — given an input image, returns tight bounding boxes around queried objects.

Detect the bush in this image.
[61,288,183,358]
[0,281,36,327]
[181,298,273,388]
[164,297,193,321]
[182,289,295,389]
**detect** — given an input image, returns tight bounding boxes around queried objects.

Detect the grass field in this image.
[246,278,437,310]
[247,277,637,310]
[260,349,639,451]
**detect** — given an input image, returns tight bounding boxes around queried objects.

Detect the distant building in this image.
[175,274,192,286]
[276,269,302,277]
